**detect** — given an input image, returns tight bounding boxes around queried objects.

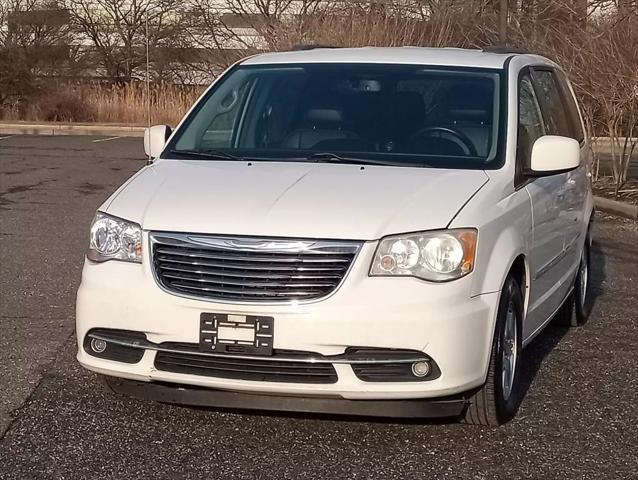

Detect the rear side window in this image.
[531,70,573,138]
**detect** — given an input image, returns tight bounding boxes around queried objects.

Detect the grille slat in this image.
[157,256,348,272]
[152,234,360,302]
[162,273,336,289]
[159,263,343,280]
[155,347,338,384]
[155,246,352,264]
[159,353,336,371]
[170,281,323,298]
[157,358,333,377]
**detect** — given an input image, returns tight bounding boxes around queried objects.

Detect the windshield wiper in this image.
[169,149,244,162]
[307,152,427,167]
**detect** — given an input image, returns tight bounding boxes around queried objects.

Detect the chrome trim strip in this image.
[534,233,583,281]
[88,333,428,365]
[148,232,364,306]
[563,232,581,254]
[151,232,361,255]
[534,248,567,280]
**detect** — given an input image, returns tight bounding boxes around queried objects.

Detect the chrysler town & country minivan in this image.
[76,47,594,426]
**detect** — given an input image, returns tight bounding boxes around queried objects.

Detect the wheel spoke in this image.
[579,250,588,307]
[501,300,518,401]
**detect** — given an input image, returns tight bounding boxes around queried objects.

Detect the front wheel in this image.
[463,275,523,426]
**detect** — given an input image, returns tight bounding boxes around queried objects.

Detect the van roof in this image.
[242,46,549,69]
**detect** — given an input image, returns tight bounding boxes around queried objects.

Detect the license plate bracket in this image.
[199,313,274,355]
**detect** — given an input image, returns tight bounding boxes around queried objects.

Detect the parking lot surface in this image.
[0,135,637,479]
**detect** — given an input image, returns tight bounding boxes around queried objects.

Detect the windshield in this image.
[167,63,503,168]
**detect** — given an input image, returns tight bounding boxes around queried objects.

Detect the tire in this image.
[463,276,524,426]
[554,235,592,327]
[552,293,575,327]
[573,237,592,325]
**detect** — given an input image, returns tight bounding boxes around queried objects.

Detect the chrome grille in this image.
[151,233,362,303]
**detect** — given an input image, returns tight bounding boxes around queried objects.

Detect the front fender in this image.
[450,186,532,299]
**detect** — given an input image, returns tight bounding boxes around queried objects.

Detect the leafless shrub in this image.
[12,82,202,124]
[501,1,638,194]
[35,87,93,122]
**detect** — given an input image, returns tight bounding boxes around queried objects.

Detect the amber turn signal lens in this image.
[458,230,478,274]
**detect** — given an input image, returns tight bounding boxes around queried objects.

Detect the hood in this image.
[105,160,489,240]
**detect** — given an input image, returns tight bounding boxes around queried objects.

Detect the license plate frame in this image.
[199,313,274,355]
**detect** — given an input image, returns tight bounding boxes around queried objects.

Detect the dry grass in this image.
[1,82,203,125]
[85,83,204,125]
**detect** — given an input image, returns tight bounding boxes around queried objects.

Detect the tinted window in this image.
[168,64,504,169]
[554,70,585,142]
[518,74,545,167]
[531,70,572,138]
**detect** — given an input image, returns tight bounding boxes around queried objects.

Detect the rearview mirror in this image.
[529,135,580,176]
[144,125,172,159]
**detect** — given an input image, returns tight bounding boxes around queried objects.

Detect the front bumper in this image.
[76,240,500,401]
[104,377,469,418]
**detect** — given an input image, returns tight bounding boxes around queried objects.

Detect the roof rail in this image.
[291,44,340,51]
[482,46,529,54]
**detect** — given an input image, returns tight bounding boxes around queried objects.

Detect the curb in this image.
[594,196,638,220]
[0,122,145,137]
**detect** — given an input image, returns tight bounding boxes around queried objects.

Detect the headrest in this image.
[307,108,344,124]
[443,84,493,123]
[448,108,490,120]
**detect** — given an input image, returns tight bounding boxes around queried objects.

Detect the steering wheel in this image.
[409,127,477,156]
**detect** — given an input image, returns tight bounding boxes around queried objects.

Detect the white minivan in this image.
[76,47,594,425]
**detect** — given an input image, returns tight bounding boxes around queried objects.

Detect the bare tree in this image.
[185,0,257,76]
[2,0,72,63]
[1,0,71,107]
[65,0,188,82]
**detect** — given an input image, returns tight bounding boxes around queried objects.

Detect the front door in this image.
[517,72,571,338]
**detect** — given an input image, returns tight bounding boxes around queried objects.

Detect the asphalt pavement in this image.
[0,134,637,479]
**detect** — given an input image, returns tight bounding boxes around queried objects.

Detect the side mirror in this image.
[529,135,580,176]
[144,125,172,159]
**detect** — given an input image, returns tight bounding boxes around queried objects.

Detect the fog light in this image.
[90,338,107,353]
[411,361,431,377]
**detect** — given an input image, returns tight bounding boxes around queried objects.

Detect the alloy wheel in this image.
[501,301,518,401]
[579,249,588,308]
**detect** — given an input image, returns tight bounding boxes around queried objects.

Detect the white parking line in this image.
[0,135,15,140]
[92,136,122,143]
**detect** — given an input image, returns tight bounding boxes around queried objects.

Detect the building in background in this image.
[0,1,633,84]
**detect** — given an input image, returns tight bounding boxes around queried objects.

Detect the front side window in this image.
[517,74,546,168]
[554,69,585,142]
[531,70,572,138]
[167,64,504,169]
[201,81,252,148]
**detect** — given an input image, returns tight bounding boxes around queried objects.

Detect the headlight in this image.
[370,229,477,281]
[87,212,142,263]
